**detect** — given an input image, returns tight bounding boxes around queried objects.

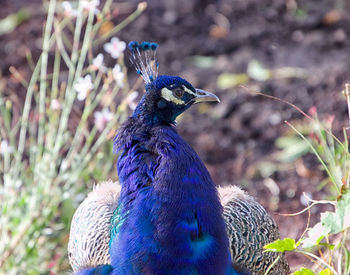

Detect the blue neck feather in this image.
[112,116,233,274]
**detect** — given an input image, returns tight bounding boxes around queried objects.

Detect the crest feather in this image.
[128,41,159,84]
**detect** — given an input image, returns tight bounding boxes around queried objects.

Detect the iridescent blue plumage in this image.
[75,265,113,275]
[111,114,231,274]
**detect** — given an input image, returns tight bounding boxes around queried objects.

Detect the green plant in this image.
[0,0,145,273]
[264,85,350,275]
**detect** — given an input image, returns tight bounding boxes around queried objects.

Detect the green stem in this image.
[12,56,42,178]
[296,250,338,274]
[64,72,103,163]
[285,120,340,193]
[56,6,96,172]
[74,6,96,83]
[53,2,85,155]
[45,46,61,151]
[37,0,56,159]
[264,254,280,275]
[54,19,74,69]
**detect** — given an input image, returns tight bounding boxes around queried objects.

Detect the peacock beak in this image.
[193,89,220,103]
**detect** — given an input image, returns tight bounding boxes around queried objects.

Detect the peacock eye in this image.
[173,87,184,98]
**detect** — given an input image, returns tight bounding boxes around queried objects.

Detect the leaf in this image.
[338,191,350,229]
[247,60,271,81]
[275,136,303,148]
[321,191,350,234]
[321,212,342,234]
[293,268,316,275]
[275,137,310,162]
[319,268,332,275]
[302,192,350,249]
[98,21,115,36]
[257,161,277,178]
[216,73,248,89]
[317,242,335,250]
[264,238,296,252]
[272,66,307,79]
[302,222,329,249]
[187,55,215,68]
[0,9,30,36]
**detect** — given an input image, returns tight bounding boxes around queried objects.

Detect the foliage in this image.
[0,0,145,273]
[265,85,350,274]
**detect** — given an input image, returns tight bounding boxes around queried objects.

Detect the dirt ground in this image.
[2,0,350,270]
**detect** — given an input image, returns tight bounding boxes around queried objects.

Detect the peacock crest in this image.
[128,40,159,84]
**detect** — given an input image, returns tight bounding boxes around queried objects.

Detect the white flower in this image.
[92,53,106,72]
[112,64,125,87]
[0,140,14,155]
[93,53,103,68]
[74,75,93,101]
[125,91,139,110]
[94,108,113,131]
[81,0,100,14]
[104,37,126,59]
[62,1,78,17]
[50,99,61,110]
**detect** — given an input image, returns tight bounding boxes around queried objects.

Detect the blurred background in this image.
[1,0,350,273]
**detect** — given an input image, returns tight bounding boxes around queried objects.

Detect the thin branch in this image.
[296,250,338,274]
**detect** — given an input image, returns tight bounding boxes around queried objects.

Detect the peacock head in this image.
[128,41,219,125]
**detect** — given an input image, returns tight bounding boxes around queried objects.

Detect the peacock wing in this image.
[219,185,290,275]
[68,181,120,272]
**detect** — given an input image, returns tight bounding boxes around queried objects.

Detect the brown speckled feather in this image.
[219,186,290,274]
[68,181,120,272]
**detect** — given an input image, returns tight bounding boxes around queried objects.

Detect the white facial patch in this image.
[161,88,185,105]
[183,86,196,96]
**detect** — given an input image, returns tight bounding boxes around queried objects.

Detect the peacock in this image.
[68,41,290,275]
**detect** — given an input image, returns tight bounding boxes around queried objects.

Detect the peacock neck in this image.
[112,121,231,274]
